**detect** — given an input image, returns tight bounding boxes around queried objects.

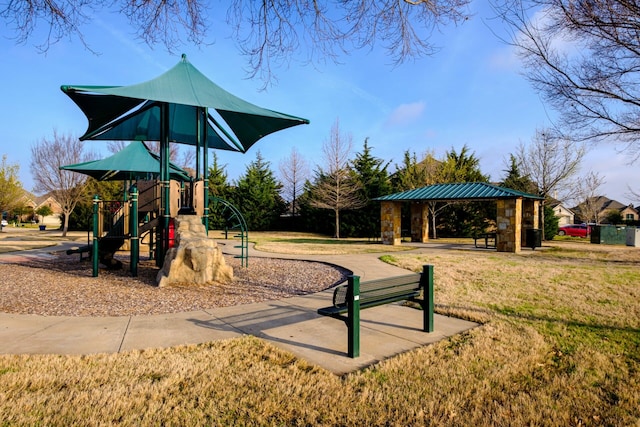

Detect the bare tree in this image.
[310,119,365,238]
[516,128,585,237]
[30,130,96,236]
[569,172,606,224]
[0,154,25,219]
[495,0,640,161]
[279,147,309,218]
[2,1,469,84]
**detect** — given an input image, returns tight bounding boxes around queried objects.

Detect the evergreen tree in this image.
[544,204,559,240]
[437,145,491,237]
[500,154,538,194]
[207,153,232,230]
[439,145,488,183]
[391,150,440,192]
[297,178,335,235]
[344,138,391,237]
[68,179,123,231]
[231,151,286,231]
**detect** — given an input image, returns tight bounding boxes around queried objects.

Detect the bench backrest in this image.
[333,273,422,308]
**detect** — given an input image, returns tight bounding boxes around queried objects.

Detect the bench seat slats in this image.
[332,273,421,308]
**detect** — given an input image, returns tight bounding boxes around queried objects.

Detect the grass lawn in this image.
[0,236,639,425]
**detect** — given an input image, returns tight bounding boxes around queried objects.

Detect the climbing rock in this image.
[156,215,233,287]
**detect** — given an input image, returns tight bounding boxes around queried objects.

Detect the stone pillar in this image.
[410,203,430,243]
[496,198,522,253]
[381,201,402,245]
[521,199,540,244]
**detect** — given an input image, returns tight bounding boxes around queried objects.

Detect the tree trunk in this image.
[431,210,437,240]
[334,208,340,238]
[62,210,70,237]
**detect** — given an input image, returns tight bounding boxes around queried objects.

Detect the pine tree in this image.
[346,138,391,237]
[500,154,537,194]
[207,153,232,229]
[231,151,286,231]
[437,145,491,237]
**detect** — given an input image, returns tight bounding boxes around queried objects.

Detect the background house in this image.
[572,196,639,224]
[34,194,63,227]
[548,199,575,226]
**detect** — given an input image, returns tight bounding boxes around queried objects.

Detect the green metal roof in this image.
[374,182,543,202]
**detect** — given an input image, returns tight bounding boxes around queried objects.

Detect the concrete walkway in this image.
[0,239,478,375]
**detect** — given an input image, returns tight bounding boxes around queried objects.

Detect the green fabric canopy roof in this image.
[60,54,309,152]
[60,141,191,181]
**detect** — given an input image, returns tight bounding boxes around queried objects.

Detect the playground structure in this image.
[67,177,249,277]
[61,54,308,271]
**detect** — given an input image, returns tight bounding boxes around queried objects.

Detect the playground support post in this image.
[158,102,170,267]
[129,185,139,277]
[92,195,100,277]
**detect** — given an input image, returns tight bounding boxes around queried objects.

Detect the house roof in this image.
[572,196,628,214]
[374,182,543,202]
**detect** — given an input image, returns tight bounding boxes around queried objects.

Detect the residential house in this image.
[548,199,575,226]
[572,196,639,224]
[35,194,63,227]
[10,192,63,227]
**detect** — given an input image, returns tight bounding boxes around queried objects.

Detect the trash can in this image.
[525,228,542,249]
[592,225,626,245]
[39,225,46,231]
[626,227,640,247]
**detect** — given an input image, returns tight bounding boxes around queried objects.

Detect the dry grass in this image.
[1,238,640,425]
[246,231,414,254]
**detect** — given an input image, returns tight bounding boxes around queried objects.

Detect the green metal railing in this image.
[209,197,248,267]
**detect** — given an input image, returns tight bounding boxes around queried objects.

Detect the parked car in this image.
[558,224,590,238]
[1,219,8,228]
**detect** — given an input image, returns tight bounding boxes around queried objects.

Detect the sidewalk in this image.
[0,240,478,375]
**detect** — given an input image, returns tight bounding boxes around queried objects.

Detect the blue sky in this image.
[1,1,636,205]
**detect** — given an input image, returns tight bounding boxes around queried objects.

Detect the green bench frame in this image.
[318,265,434,358]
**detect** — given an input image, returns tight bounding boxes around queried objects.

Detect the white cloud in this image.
[487,46,521,71]
[385,101,426,127]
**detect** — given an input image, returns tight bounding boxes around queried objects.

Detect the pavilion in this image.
[375,182,544,253]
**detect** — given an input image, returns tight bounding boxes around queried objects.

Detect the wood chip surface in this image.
[0,253,349,317]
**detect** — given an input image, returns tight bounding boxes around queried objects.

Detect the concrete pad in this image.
[0,314,129,355]
[119,311,243,351]
[208,300,320,333]
[194,299,479,375]
[281,308,477,375]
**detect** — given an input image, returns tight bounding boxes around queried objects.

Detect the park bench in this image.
[474,232,496,249]
[317,265,434,358]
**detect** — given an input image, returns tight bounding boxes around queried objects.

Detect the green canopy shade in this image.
[61,54,310,152]
[60,141,191,181]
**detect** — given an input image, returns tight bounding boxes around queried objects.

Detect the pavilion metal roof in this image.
[374,182,543,202]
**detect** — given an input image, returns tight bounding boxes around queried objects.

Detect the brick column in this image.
[496,198,522,253]
[521,199,540,244]
[381,201,402,245]
[410,203,430,242]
